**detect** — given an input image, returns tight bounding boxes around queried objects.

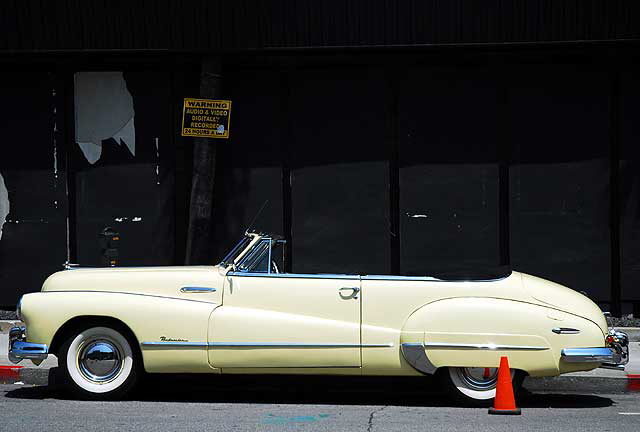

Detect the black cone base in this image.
[488,408,522,415]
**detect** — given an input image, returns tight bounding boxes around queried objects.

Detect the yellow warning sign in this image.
[181,98,231,138]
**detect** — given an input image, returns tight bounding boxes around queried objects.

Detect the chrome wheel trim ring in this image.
[77,338,124,384]
[457,367,499,391]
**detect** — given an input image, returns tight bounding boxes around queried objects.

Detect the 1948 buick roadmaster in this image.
[9,232,629,403]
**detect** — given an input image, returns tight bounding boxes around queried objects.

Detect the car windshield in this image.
[220,233,286,273]
[219,236,252,267]
[236,239,269,272]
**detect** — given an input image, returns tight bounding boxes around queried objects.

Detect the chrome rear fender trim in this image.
[425,342,549,351]
[400,341,548,376]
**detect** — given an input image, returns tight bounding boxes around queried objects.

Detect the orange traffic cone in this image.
[488,356,521,415]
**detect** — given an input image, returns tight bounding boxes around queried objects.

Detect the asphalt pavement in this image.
[1,375,640,431]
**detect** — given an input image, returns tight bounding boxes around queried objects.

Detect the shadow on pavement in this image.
[518,390,613,408]
[4,371,614,409]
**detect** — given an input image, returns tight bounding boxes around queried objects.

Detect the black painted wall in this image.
[0,72,68,306]
[1,1,638,315]
[0,48,639,316]
[0,65,196,306]
[73,71,176,268]
[212,50,640,314]
[620,72,640,304]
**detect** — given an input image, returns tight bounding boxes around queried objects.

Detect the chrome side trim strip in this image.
[208,342,393,348]
[229,272,511,282]
[141,341,208,347]
[425,342,549,351]
[180,286,217,293]
[227,272,360,280]
[143,341,545,351]
[45,290,215,304]
[552,327,581,335]
[141,342,393,348]
[361,274,511,283]
[227,271,510,282]
[364,275,441,281]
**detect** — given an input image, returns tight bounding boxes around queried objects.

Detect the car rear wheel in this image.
[58,325,139,400]
[438,366,524,407]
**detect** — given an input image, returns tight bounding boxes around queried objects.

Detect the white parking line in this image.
[618,413,640,415]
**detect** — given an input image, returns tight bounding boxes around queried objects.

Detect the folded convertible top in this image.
[424,265,512,282]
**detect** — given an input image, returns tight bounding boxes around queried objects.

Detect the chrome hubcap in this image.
[78,339,123,383]
[458,367,499,390]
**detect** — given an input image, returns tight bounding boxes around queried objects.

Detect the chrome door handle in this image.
[180,287,216,293]
[339,287,360,299]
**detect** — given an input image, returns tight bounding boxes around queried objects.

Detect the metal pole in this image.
[185,56,222,264]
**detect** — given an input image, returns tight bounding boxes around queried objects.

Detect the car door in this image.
[208,272,362,368]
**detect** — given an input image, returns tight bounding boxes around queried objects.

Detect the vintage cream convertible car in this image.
[9,232,629,403]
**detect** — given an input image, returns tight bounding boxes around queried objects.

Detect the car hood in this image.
[520,272,608,336]
[41,265,224,297]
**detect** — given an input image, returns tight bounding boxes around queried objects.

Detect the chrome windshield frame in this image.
[219,236,252,267]
[220,233,286,274]
[237,237,273,273]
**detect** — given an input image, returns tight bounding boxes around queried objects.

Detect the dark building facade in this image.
[1,1,640,316]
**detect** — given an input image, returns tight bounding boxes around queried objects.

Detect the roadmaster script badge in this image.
[160,336,188,342]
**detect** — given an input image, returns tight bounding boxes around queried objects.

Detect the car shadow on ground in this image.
[4,371,614,409]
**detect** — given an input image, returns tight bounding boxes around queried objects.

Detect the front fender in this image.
[20,291,218,373]
[401,297,605,376]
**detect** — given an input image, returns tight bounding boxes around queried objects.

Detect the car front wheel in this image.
[438,366,524,406]
[58,325,139,400]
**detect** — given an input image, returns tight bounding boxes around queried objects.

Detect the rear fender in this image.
[401,297,604,376]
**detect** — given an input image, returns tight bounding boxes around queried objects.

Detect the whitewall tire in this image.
[59,326,139,399]
[439,366,524,406]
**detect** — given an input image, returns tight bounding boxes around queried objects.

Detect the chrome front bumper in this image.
[7,326,48,365]
[561,330,629,371]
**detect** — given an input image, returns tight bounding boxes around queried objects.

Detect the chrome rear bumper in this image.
[560,330,629,371]
[561,347,619,363]
[7,326,48,364]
